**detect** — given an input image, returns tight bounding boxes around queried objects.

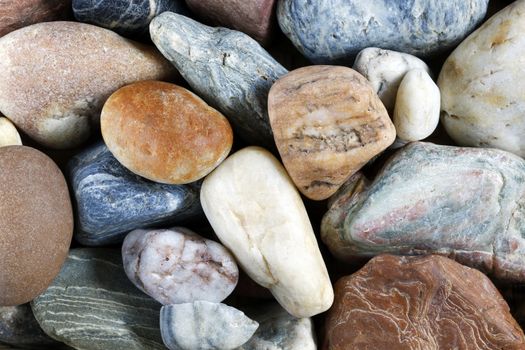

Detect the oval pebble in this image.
[0,117,21,147]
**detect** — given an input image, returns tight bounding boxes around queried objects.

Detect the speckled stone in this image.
[0,146,73,306]
[278,0,489,64]
[31,248,164,350]
[69,143,202,246]
[0,21,175,149]
[321,142,525,281]
[0,117,21,147]
[150,12,288,148]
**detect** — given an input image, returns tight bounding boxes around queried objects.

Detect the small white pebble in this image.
[0,117,22,147]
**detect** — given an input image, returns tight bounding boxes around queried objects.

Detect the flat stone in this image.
[321,142,525,281]
[0,146,73,306]
[439,0,525,157]
[31,248,164,350]
[101,81,233,184]
[150,12,288,148]
[68,142,202,246]
[160,301,258,350]
[122,227,238,305]
[201,147,333,317]
[323,255,525,349]
[0,117,21,147]
[268,65,395,200]
[278,0,489,64]
[0,21,175,149]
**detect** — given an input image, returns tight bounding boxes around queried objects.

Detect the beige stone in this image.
[0,117,21,147]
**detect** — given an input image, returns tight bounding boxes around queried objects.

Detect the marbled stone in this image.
[268,65,396,201]
[323,255,525,349]
[161,301,258,350]
[73,0,187,37]
[69,143,202,246]
[278,0,489,64]
[150,12,288,148]
[439,0,525,157]
[122,227,238,305]
[0,146,73,306]
[0,117,21,147]
[31,248,164,350]
[0,21,175,149]
[353,48,431,112]
[321,142,525,281]
[101,81,233,184]
[201,147,333,317]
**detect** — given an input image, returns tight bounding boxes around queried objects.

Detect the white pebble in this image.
[0,117,22,147]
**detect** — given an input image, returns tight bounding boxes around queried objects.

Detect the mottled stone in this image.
[31,248,164,350]
[150,12,288,148]
[278,0,489,64]
[0,21,175,149]
[321,142,525,281]
[439,0,525,157]
[122,227,238,305]
[0,118,21,147]
[161,301,258,350]
[201,147,333,317]
[69,143,202,246]
[268,65,395,200]
[324,255,525,349]
[101,81,233,184]
[0,146,73,306]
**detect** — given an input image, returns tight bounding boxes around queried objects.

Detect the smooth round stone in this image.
[394,69,440,141]
[122,227,238,305]
[101,81,233,184]
[439,0,525,157]
[0,21,175,149]
[0,146,73,306]
[160,301,258,350]
[0,117,22,147]
[278,0,489,64]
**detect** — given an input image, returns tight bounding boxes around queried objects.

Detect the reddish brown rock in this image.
[324,255,525,350]
[0,146,73,306]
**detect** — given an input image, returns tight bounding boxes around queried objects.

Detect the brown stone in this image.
[324,255,525,350]
[0,146,73,306]
[268,65,395,201]
[101,81,233,184]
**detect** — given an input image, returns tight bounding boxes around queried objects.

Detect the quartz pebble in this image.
[268,65,396,200]
[122,227,238,305]
[324,255,525,349]
[201,147,333,318]
[0,117,21,147]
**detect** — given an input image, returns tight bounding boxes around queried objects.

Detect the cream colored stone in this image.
[0,118,21,147]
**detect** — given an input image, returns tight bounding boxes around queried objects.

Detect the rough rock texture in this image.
[0,146,73,306]
[150,12,288,148]
[439,0,525,157]
[31,248,164,350]
[0,0,70,37]
[323,255,525,349]
[268,65,396,200]
[278,0,489,64]
[321,142,525,281]
[201,147,333,318]
[0,117,21,147]
[69,143,202,246]
[160,301,258,350]
[122,227,238,305]
[0,21,175,149]
[101,81,233,184]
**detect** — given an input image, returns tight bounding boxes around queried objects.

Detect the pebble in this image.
[439,0,525,157]
[393,69,441,141]
[150,12,288,148]
[68,143,202,246]
[0,117,22,147]
[278,0,489,64]
[0,146,73,306]
[0,21,175,149]
[101,81,233,184]
[122,227,238,305]
[268,65,396,200]
[31,248,165,350]
[321,142,525,281]
[353,47,431,112]
[323,255,525,349]
[160,301,258,350]
[201,146,333,318]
